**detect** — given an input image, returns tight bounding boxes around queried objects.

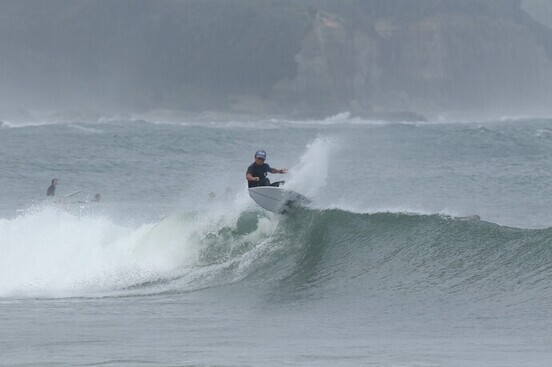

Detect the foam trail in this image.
[285,136,336,197]
[0,206,197,297]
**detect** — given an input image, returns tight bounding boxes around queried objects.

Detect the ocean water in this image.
[1,115,552,366]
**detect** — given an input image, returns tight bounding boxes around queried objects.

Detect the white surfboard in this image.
[248,186,310,213]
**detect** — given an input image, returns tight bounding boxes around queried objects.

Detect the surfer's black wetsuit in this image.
[247,162,272,188]
[46,184,56,196]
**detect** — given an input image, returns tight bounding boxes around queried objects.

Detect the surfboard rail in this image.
[248,186,310,213]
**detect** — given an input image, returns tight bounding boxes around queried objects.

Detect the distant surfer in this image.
[208,192,216,201]
[246,150,288,188]
[46,178,58,196]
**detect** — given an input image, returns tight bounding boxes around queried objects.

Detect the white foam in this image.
[0,190,284,298]
[0,206,197,297]
[67,124,104,134]
[285,136,337,198]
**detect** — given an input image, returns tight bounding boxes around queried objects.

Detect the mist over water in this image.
[2,1,552,120]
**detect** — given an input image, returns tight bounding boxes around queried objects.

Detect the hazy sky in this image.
[1,0,552,119]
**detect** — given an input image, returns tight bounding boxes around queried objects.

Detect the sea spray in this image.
[286,136,337,198]
[0,206,196,297]
[0,193,283,297]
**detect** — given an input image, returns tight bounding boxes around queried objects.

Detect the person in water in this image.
[46,178,58,196]
[208,192,216,202]
[246,150,288,188]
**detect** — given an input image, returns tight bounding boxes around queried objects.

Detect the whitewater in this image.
[1,116,552,366]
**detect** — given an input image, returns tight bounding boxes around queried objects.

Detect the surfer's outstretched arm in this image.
[270,168,288,174]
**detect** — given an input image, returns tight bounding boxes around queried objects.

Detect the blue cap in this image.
[255,150,266,159]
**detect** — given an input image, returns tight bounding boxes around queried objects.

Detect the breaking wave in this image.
[2,202,551,316]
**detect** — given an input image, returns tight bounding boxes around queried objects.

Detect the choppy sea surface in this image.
[1,115,552,366]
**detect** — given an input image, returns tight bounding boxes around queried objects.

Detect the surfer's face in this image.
[255,157,265,164]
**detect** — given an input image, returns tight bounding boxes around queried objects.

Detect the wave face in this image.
[3,203,551,316]
[267,210,552,308]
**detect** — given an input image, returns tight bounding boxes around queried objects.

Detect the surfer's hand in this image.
[281,169,288,174]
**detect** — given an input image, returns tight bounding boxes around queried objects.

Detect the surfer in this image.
[246,150,288,188]
[46,178,58,196]
[208,192,216,201]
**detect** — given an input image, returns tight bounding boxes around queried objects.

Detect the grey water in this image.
[1,116,552,366]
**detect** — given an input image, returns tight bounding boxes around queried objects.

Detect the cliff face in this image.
[1,1,552,119]
[269,1,552,118]
[523,0,552,29]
